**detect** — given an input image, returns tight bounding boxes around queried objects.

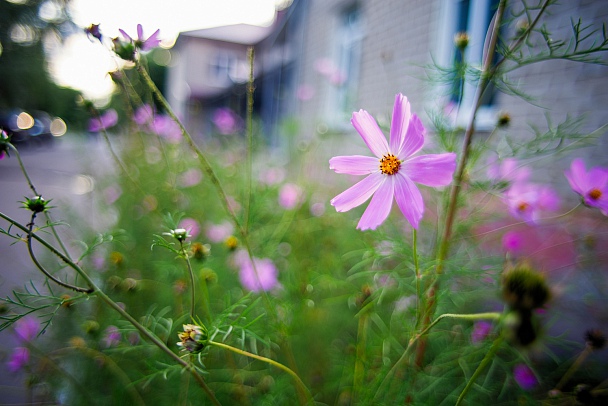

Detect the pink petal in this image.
[589,167,608,189]
[137,24,144,41]
[565,159,588,195]
[351,110,389,158]
[397,113,425,159]
[119,29,132,42]
[329,155,379,175]
[357,178,394,230]
[403,153,456,187]
[331,173,384,212]
[389,94,411,154]
[394,173,424,229]
[142,29,161,50]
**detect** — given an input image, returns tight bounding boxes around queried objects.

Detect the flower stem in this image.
[180,241,196,322]
[412,229,421,328]
[455,334,504,406]
[207,340,314,405]
[554,345,592,391]
[353,312,369,404]
[244,47,255,234]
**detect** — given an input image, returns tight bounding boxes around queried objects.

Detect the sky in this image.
[48,0,290,103]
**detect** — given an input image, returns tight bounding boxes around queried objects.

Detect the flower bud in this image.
[454,32,469,50]
[22,196,50,213]
[0,129,10,160]
[502,264,550,310]
[177,324,207,353]
[82,320,100,335]
[200,268,217,283]
[164,228,190,242]
[224,235,239,251]
[84,24,102,42]
[191,242,210,260]
[112,37,136,61]
[120,277,138,292]
[497,111,511,127]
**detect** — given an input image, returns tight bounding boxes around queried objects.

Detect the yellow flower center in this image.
[589,188,602,201]
[379,154,401,175]
[517,202,530,212]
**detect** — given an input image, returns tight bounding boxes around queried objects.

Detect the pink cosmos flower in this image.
[237,255,279,292]
[565,158,608,215]
[330,94,457,230]
[205,221,234,243]
[133,104,154,128]
[279,183,303,210]
[513,364,537,390]
[103,325,121,348]
[7,347,30,372]
[212,107,241,135]
[119,24,161,51]
[503,182,560,224]
[14,316,39,342]
[487,157,530,184]
[89,109,118,132]
[152,115,182,143]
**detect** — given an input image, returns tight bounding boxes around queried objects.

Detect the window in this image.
[437,0,500,129]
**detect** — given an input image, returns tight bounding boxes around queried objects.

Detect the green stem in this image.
[353,312,369,404]
[412,229,421,328]
[207,340,314,405]
[554,345,592,391]
[181,241,196,322]
[455,335,504,406]
[373,312,501,402]
[244,47,255,234]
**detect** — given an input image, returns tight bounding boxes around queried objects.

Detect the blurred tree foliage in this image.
[0,0,85,126]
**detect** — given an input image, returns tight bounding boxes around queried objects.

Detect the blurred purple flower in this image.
[178,168,203,187]
[212,108,241,135]
[259,167,286,186]
[504,182,560,224]
[296,84,315,101]
[89,109,118,132]
[152,115,182,143]
[178,218,200,239]
[7,347,29,372]
[279,183,303,210]
[103,326,121,348]
[471,321,492,343]
[133,104,154,128]
[14,316,39,342]
[206,221,234,243]
[514,364,537,390]
[565,158,608,215]
[103,184,122,205]
[502,230,523,253]
[85,23,102,43]
[119,24,161,51]
[330,93,456,230]
[238,256,279,292]
[487,157,530,184]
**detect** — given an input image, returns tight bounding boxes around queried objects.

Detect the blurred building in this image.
[167,0,608,168]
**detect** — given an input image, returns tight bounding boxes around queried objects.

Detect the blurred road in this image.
[0,135,113,402]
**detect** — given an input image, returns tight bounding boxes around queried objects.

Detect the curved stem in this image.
[373,312,501,402]
[1,211,221,405]
[180,241,196,322]
[26,213,93,293]
[455,335,504,406]
[207,340,314,405]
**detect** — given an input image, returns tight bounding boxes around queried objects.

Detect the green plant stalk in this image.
[416,0,507,370]
[244,47,255,234]
[412,229,421,328]
[455,334,504,406]
[207,340,314,405]
[0,211,221,406]
[180,241,196,322]
[373,312,501,402]
[353,312,369,404]
[554,345,592,391]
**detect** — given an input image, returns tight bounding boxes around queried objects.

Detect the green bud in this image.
[502,263,550,310]
[21,196,50,213]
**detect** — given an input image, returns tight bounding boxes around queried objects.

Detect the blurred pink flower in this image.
[238,256,279,292]
[279,183,303,210]
[133,104,154,128]
[471,321,492,343]
[178,218,200,239]
[206,221,234,243]
[296,84,315,101]
[330,94,456,230]
[487,157,530,184]
[212,107,241,135]
[103,184,122,205]
[14,316,39,342]
[310,202,326,217]
[152,115,182,143]
[89,109,118,132]
[514,364,537,390]
[7,347,30,372]
[314,58,336,76]
[259,167,286,185]
[565,158,608,215]
[103,325,121,348]
[119,24,161,51]
[329,70,347,86]
[504,182,560,224]
[178,168,203,187]
[502,230,523,253]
